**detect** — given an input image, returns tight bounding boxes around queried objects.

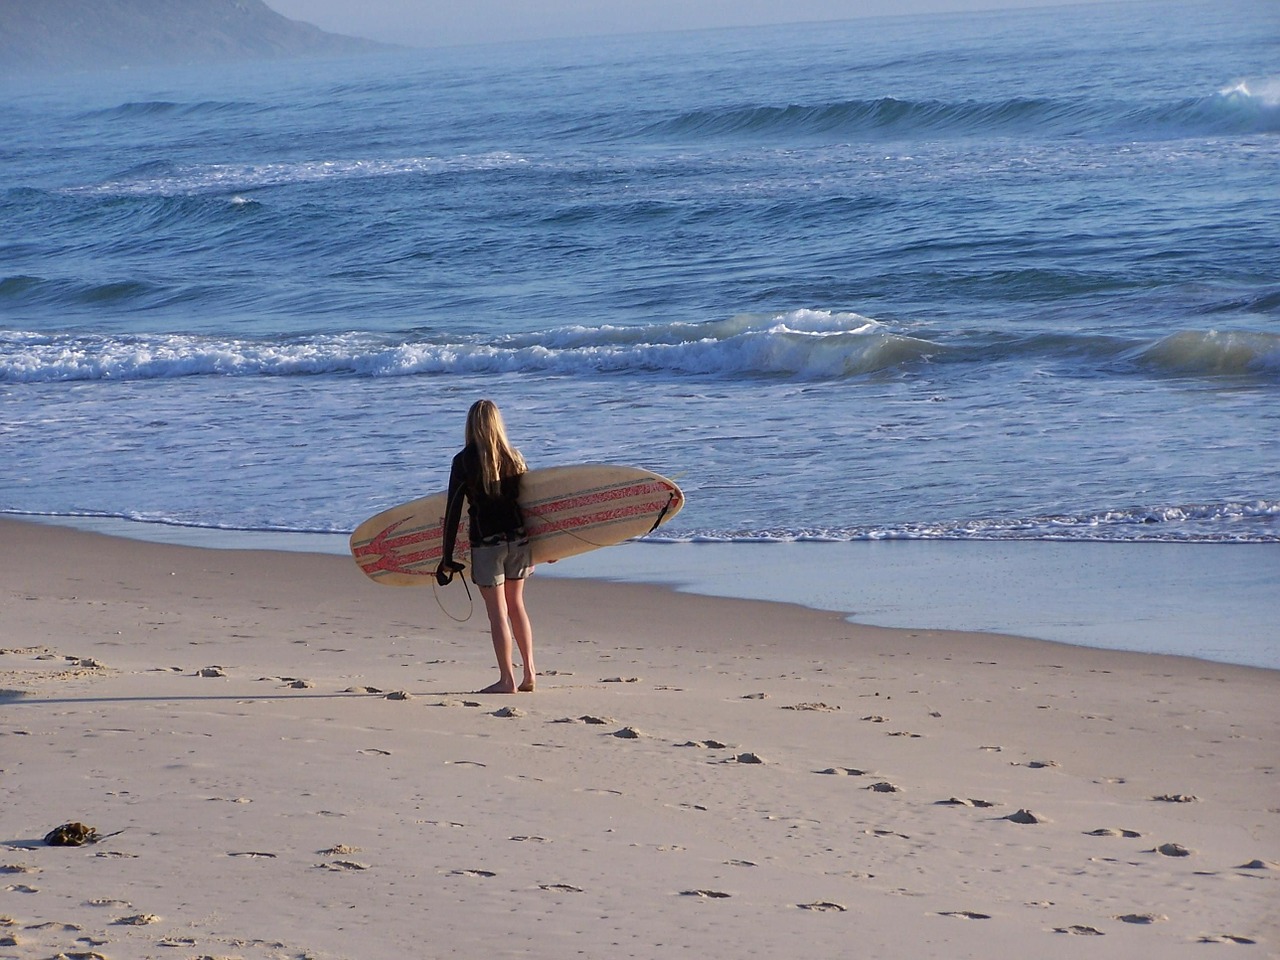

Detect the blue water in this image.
[3,0,1278,557]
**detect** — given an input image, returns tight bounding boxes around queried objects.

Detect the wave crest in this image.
[5,314,1279,384]
[1134,330,1280,377]
[643,83,1280,142]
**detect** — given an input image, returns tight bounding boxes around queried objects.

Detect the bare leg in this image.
[478,585,517,694]
[504,577,536,691]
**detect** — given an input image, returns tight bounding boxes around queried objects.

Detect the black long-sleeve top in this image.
[440,444,524,565]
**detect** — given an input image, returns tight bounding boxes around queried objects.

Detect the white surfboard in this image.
[350,464,684,586]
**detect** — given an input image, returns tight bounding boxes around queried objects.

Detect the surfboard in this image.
[350,464,684,587]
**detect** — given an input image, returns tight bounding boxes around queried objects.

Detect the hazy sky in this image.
[266,0,1111,49]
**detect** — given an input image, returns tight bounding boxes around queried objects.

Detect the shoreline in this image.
[10,513,1278,670]
[1,516,1276,958]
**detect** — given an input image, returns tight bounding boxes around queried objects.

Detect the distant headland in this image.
[0,0,400,75]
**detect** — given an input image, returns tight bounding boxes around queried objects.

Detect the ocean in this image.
[3,0,1277,662]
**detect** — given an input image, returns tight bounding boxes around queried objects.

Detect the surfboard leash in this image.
[433,574,474,623]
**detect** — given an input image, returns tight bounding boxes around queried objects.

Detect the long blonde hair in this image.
[465,399,526,497]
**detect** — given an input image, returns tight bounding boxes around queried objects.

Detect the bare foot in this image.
[519,679,535,692]
[478,680,517,694]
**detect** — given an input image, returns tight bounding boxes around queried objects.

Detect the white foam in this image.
[66,152,531,197]
[0,311,936,383]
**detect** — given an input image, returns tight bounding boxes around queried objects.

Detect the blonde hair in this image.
[465,399,526,497]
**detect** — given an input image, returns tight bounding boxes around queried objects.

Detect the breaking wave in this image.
[4,311,1278,384]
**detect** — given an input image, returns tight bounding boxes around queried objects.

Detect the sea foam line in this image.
[654,500,1280,544]
[65,152,531,198]
[3,314,1278,383]
[6,499,1276,545]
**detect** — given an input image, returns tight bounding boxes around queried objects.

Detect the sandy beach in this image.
[2,517,1276,959]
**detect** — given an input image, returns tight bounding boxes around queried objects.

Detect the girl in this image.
[437,400,536,693]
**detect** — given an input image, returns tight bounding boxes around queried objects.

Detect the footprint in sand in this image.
[197,666,226,678]
[320,845,361,855]
[678,739,730,749]
[539,883,583,893]
[1152,793,1199,803]
[1237,859,1279,870]
[1003,809,1046,824]
[940,911,991,920]
[818,767,870,776]
[861,715,888,723]
[681,890,732,899]
[1116,913,1167,924]
[319,860,369,871]
[492,706,525,718]
[228,851,277,858]
[1014,759,1060,769]
[867,781,902,793]
[343,685,383,694]
[450,869,496,878]
[1085,828,1141,838]
[1154,843,1192,857]
[1199,935,1257,944]
[1055,925,1104,936]
[798,901,847,912]
[726,752,766,764]
[358,748,392,756]
[936,798,997,808]
[613,726,644,739]
[784,702,839,712]
[113,914,161,925]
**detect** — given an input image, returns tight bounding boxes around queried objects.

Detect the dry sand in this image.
[1,517,1276,959]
